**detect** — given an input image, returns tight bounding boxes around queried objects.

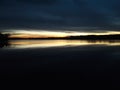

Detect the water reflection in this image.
[0,40,120,49]
[0,40,10,48]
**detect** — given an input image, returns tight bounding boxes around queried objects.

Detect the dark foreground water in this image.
[0,40,120,88]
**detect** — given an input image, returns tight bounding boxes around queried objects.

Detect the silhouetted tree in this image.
[0,32,10,40]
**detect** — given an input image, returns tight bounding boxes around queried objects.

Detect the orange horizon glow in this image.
[8,31,68,38]
[4,30,120,38]
[9,34,66,38]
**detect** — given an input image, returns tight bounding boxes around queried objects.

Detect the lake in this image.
[0,40,120,87]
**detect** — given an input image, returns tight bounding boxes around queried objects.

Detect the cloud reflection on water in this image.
[1,40,120,49]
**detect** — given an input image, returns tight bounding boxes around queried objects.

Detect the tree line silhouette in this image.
[0,33,10,40]
[67,34,120,40]
[0,33,10,48]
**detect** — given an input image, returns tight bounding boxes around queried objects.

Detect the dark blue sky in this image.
[0,0,120,32]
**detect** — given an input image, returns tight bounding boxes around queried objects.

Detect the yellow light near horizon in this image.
[6,30,120,38]
[67,31,120,36]
[9,31,68,38]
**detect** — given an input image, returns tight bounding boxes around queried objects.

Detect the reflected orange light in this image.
[6,40,120,49]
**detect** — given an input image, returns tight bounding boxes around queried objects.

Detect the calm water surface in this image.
[0,40,120,87]
[1,40,120,49]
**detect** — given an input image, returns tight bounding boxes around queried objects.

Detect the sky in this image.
[0,0,120,35]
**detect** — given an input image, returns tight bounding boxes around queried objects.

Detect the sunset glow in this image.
[8,31,68,38]
[5,30,120,39]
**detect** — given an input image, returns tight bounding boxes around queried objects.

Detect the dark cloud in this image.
[20,0,57,5]
[0,0,120,32]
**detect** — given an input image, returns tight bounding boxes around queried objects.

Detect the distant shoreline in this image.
[7,34,120,40]
[0,33,120,40]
